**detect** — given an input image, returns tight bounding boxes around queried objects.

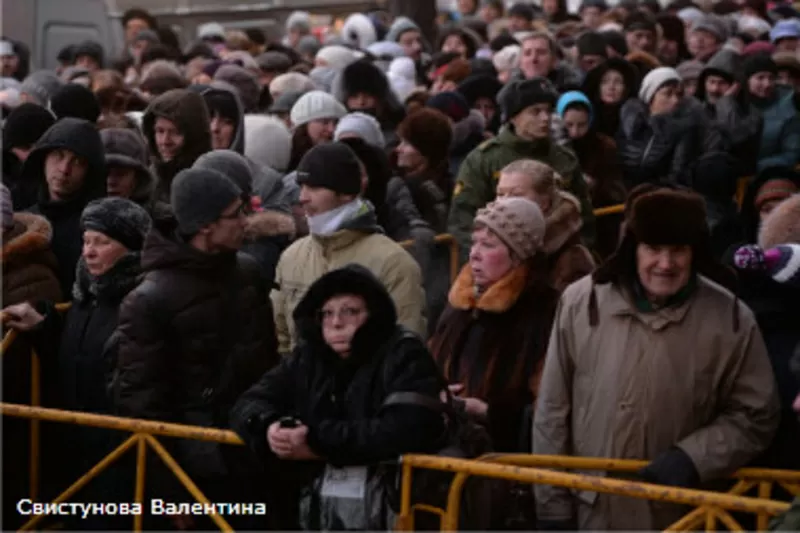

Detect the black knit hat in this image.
[458,74,503,105]
[296,142,362,195]
[72,40,105,67]
[50,84,101,123]
[2,103,56,150]
[81,197,152,251]
[499,77,559,120]
[624,11,657,33]
[743,52,778,81]
[427,91,471,122]
[577,31,609,58]
[170,167,242,235]
[602,30,629,57]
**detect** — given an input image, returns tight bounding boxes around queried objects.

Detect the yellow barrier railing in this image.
[397,454,793,532]
[399,233,459,284]
[1,402,243,532]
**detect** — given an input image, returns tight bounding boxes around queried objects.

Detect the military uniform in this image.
[447,125,596,265]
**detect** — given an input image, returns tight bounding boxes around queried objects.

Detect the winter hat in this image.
[193,149,254,198]
[316,45,361,70]
[678,7,705,26]
[101,126,149,168]
[296,142,362,195]
[499,77,559,120]
[1,183,13,231]
[367,41,406,61]
[427,91,471,122]
[20,71,63,107]
[770,19,800,43]
[580,0,609,10]
[385,17,422,43]
[557,91,593,123]
[624,11,658,33]
[638,66,681,103]
[2,103,56,150]
[307,66,336,93]
[735,244,800,286]
[493,45,521,73]
[474,197,546,260]
[335,60,393,102]
[0,40,14,57]
[286,11,312,33]
[224,51,260,72]
[297,35,323,58]
[80,197,151,251]
[72,40,105,67]
[577,32,609,58]
[256,51,292,73]
[458,74,503,105]
[738,15,773,38]
[50,83,101,123]
[341,13,379,50]
[170,167,242,235]
[334,112,386,148]
[602,30,629,57]
[244,115,292,172]
[774,52,800,76]
[438,58,473,85]
[691,14,729,42]
[758,194,800,248]
[214,64,260,112]
[139,60,187,96]
[387,57,418,102]
[657,13,686,43]
[197,22,226,42]
[742,41,776,57]
[134,29,161,46]
[508,3,539,21]
[398,108,453,165]
[676,59,704,81]
[269,90,306,114]
[270,72,316,96]
[743,52,778,80]
[290,90,347,127]
[754,178,798,211]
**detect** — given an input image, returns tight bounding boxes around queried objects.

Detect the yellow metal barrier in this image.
[399,233,459,284]
[397,454,792,532]
[1,403,242,531]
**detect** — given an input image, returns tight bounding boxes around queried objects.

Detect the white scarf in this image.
[307,198,367,237]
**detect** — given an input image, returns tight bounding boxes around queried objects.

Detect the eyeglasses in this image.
[219,203,246,220]
[318,306,366,324]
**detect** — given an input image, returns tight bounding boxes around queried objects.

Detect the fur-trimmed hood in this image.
[543,191,583,255]
[245,209,296,241]
[331,60,406,129]
[759,194,800,249]
[2,212,54,265]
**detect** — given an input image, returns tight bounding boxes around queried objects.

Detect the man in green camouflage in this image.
[447,77,595,265]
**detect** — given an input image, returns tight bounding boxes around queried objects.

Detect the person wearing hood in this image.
[193,149,295,283]
[271,142,426,355]
[449,78,595,266]
[509,33,583,93]
[333,59,407,151]
[4,198,151,528]
[657,13,691,66]
[22,118,106,295]
[581,56,639,137]
[284,11,312,49]
[100,128,157,212]
[694,48,741,111]
[142,88,212,203]
[49,83,101,123]
[114,168,278,529]
[231,264,446,530]
[385,17,426,63]
[458,73,503,133]
[340,13,380,50]
[739,53,800,172]
[427,91,486,182]
[2,103,56,210]
[198,82,245,153]
[556,91,625,259]
[438,26,481,60]
[534,187,779,531]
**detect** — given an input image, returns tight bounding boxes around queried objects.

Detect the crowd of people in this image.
[1,0,800,530]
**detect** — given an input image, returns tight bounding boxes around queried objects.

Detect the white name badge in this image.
[320,465,368,499]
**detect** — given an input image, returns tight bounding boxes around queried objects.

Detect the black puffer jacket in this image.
[24,118,106,295]
[114,215,278,479]
[230,265,446,467]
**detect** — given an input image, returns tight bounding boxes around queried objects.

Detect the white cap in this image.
[197,22,226,41]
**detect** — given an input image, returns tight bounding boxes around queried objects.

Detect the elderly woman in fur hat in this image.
[534,186,780,531]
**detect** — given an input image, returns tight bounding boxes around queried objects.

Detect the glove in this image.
[536,518,577,531]
[639,447,700,487]
[734,244,766,271]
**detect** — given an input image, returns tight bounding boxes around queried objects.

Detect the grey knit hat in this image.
[639,66,681,103]
[290,90,347,127]
[80,197,152,251]
[193,149,254,198]
[386,17,421,43]
[474,197,546,260]
[256,51,292,73]
[214,64,260,113]
[170,168,242,235]
[20,71,64,106]
[334,112,385,148]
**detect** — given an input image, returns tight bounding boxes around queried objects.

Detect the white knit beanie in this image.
[315,45,361,70]
[638,67,682,104]
[244,115,292,173]
[290,90,347,127]
[270,72,316,97]
[493,45,521,72]
[334,112,386,148]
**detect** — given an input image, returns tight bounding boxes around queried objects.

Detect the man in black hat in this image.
[580,0,609,29]
[448,77,595,265]
[2,103,56,209]
[271,142,426,355]
[624,10,659,55]
[576,31,609,74]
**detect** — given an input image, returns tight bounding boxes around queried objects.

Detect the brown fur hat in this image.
[397,108,453,165]
[758,194,800,249]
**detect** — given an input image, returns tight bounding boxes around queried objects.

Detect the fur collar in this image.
[1,213,53,264]
[542,191,583,255]
[448,263,529,313]
[245,210,296,240]
[759,194,800,248]
[72,252,143,303]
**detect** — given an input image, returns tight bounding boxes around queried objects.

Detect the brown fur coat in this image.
[2,213,63,307]
[544,192,596,291]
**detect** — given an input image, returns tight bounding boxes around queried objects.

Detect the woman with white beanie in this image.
[334,111,386,148]
[617,66,709,188]
[287,90,347,171]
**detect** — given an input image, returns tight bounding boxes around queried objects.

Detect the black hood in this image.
[332,60,406,129]
[200,82,246,155]
[293,264,398,365]
[22,118,106,209]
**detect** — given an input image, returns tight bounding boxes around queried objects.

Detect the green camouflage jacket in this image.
[447,125,596,265]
